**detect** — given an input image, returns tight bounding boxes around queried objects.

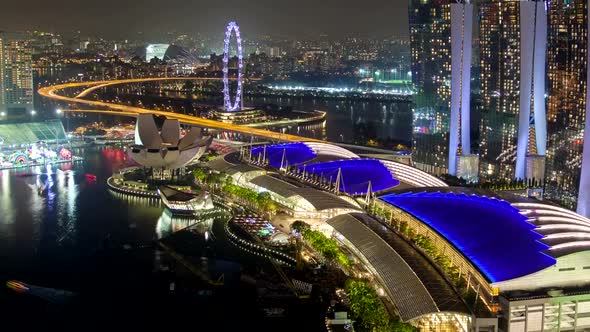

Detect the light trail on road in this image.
[39,78,322,143]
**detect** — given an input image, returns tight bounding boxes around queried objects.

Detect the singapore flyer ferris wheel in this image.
[222,21,243,112]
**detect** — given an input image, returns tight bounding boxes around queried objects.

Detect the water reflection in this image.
[0,147,164,274]
[109,190,161,207]
[0,169,15,223]
[244,96,412,145]
[155,209,213,239]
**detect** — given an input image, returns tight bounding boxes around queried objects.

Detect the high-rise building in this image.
[576,1,590,217]
[409,0,452,176]
[545,0,587,211]
[0,32,34,119]
[515,1,547,181]
[449,1,477,181]
[478,0,546,182]
[478,1,521,180]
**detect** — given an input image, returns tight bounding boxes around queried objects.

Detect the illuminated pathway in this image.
[38,78,322,143]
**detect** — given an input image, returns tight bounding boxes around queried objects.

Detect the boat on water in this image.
[158,185,215,215]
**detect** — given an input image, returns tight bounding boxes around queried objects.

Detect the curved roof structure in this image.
[250,142,359,169]
[380,192,557,283]
[379,160,448,188]
[250,143,444,191]
[329,213,438,320]
[298,159,400,195]
[327,213,471,323]
[0,120,67,145]
[250,142,316,168]
[304,142,359,159]
[140,44,197,63]
[289,187,361,211]
[207,152,263,176]
[249,175,360,212]
[513,202,590,257]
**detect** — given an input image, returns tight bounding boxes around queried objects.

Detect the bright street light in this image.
[30,110,36,115]
[56,109,63,115]
[0,112,5,117]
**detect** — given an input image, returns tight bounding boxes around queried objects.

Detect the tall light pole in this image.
[56,109,70,147]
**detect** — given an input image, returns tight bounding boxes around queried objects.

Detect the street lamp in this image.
[55,108,70,133]
[30,110,36,116]
[0,112,5,117]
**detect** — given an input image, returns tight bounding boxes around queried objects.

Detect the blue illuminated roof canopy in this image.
[251,143,317,168]
[380,192,556,283]
[298,159,399,195]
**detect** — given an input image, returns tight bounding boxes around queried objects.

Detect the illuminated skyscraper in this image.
[478,0,546,181]
[543,0,587,211]
[409,0,452,175]
[478,0,520,180]
[576,1,590,217]
[449,1,477,181]
[0,32,34,118]
[516,0,547,181]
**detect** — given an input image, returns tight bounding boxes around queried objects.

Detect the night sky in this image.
[0,0,409,39]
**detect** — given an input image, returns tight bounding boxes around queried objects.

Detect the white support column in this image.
[533,1,547,156]
[460,2,473,155]
[449,2,472,176]
[577,0,590,217]
[515,1,536,179]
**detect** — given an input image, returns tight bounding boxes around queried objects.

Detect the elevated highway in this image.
[38,78,321,143]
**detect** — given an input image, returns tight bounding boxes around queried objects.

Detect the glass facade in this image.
[409,0,451,175]
[478,0,521,181]
[544,0,587,211]
[0,32,33,117]
[0,120,67,146]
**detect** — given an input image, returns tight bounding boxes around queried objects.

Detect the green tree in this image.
[301,228,350,268]
[291,220,309,233]
[192,168,207,183]
[345,279,417,332]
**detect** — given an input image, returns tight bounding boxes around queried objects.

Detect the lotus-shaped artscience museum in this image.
[130,114,211,169]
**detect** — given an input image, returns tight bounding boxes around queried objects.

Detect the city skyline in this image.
[4,1,590,331]
[0,0,410,40]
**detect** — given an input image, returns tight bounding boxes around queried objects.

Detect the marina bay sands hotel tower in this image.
[412,0,590,213]
[577,1,590,217]
[447,0,547,182]
[514,0,547,182]
[448,0,477,180]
